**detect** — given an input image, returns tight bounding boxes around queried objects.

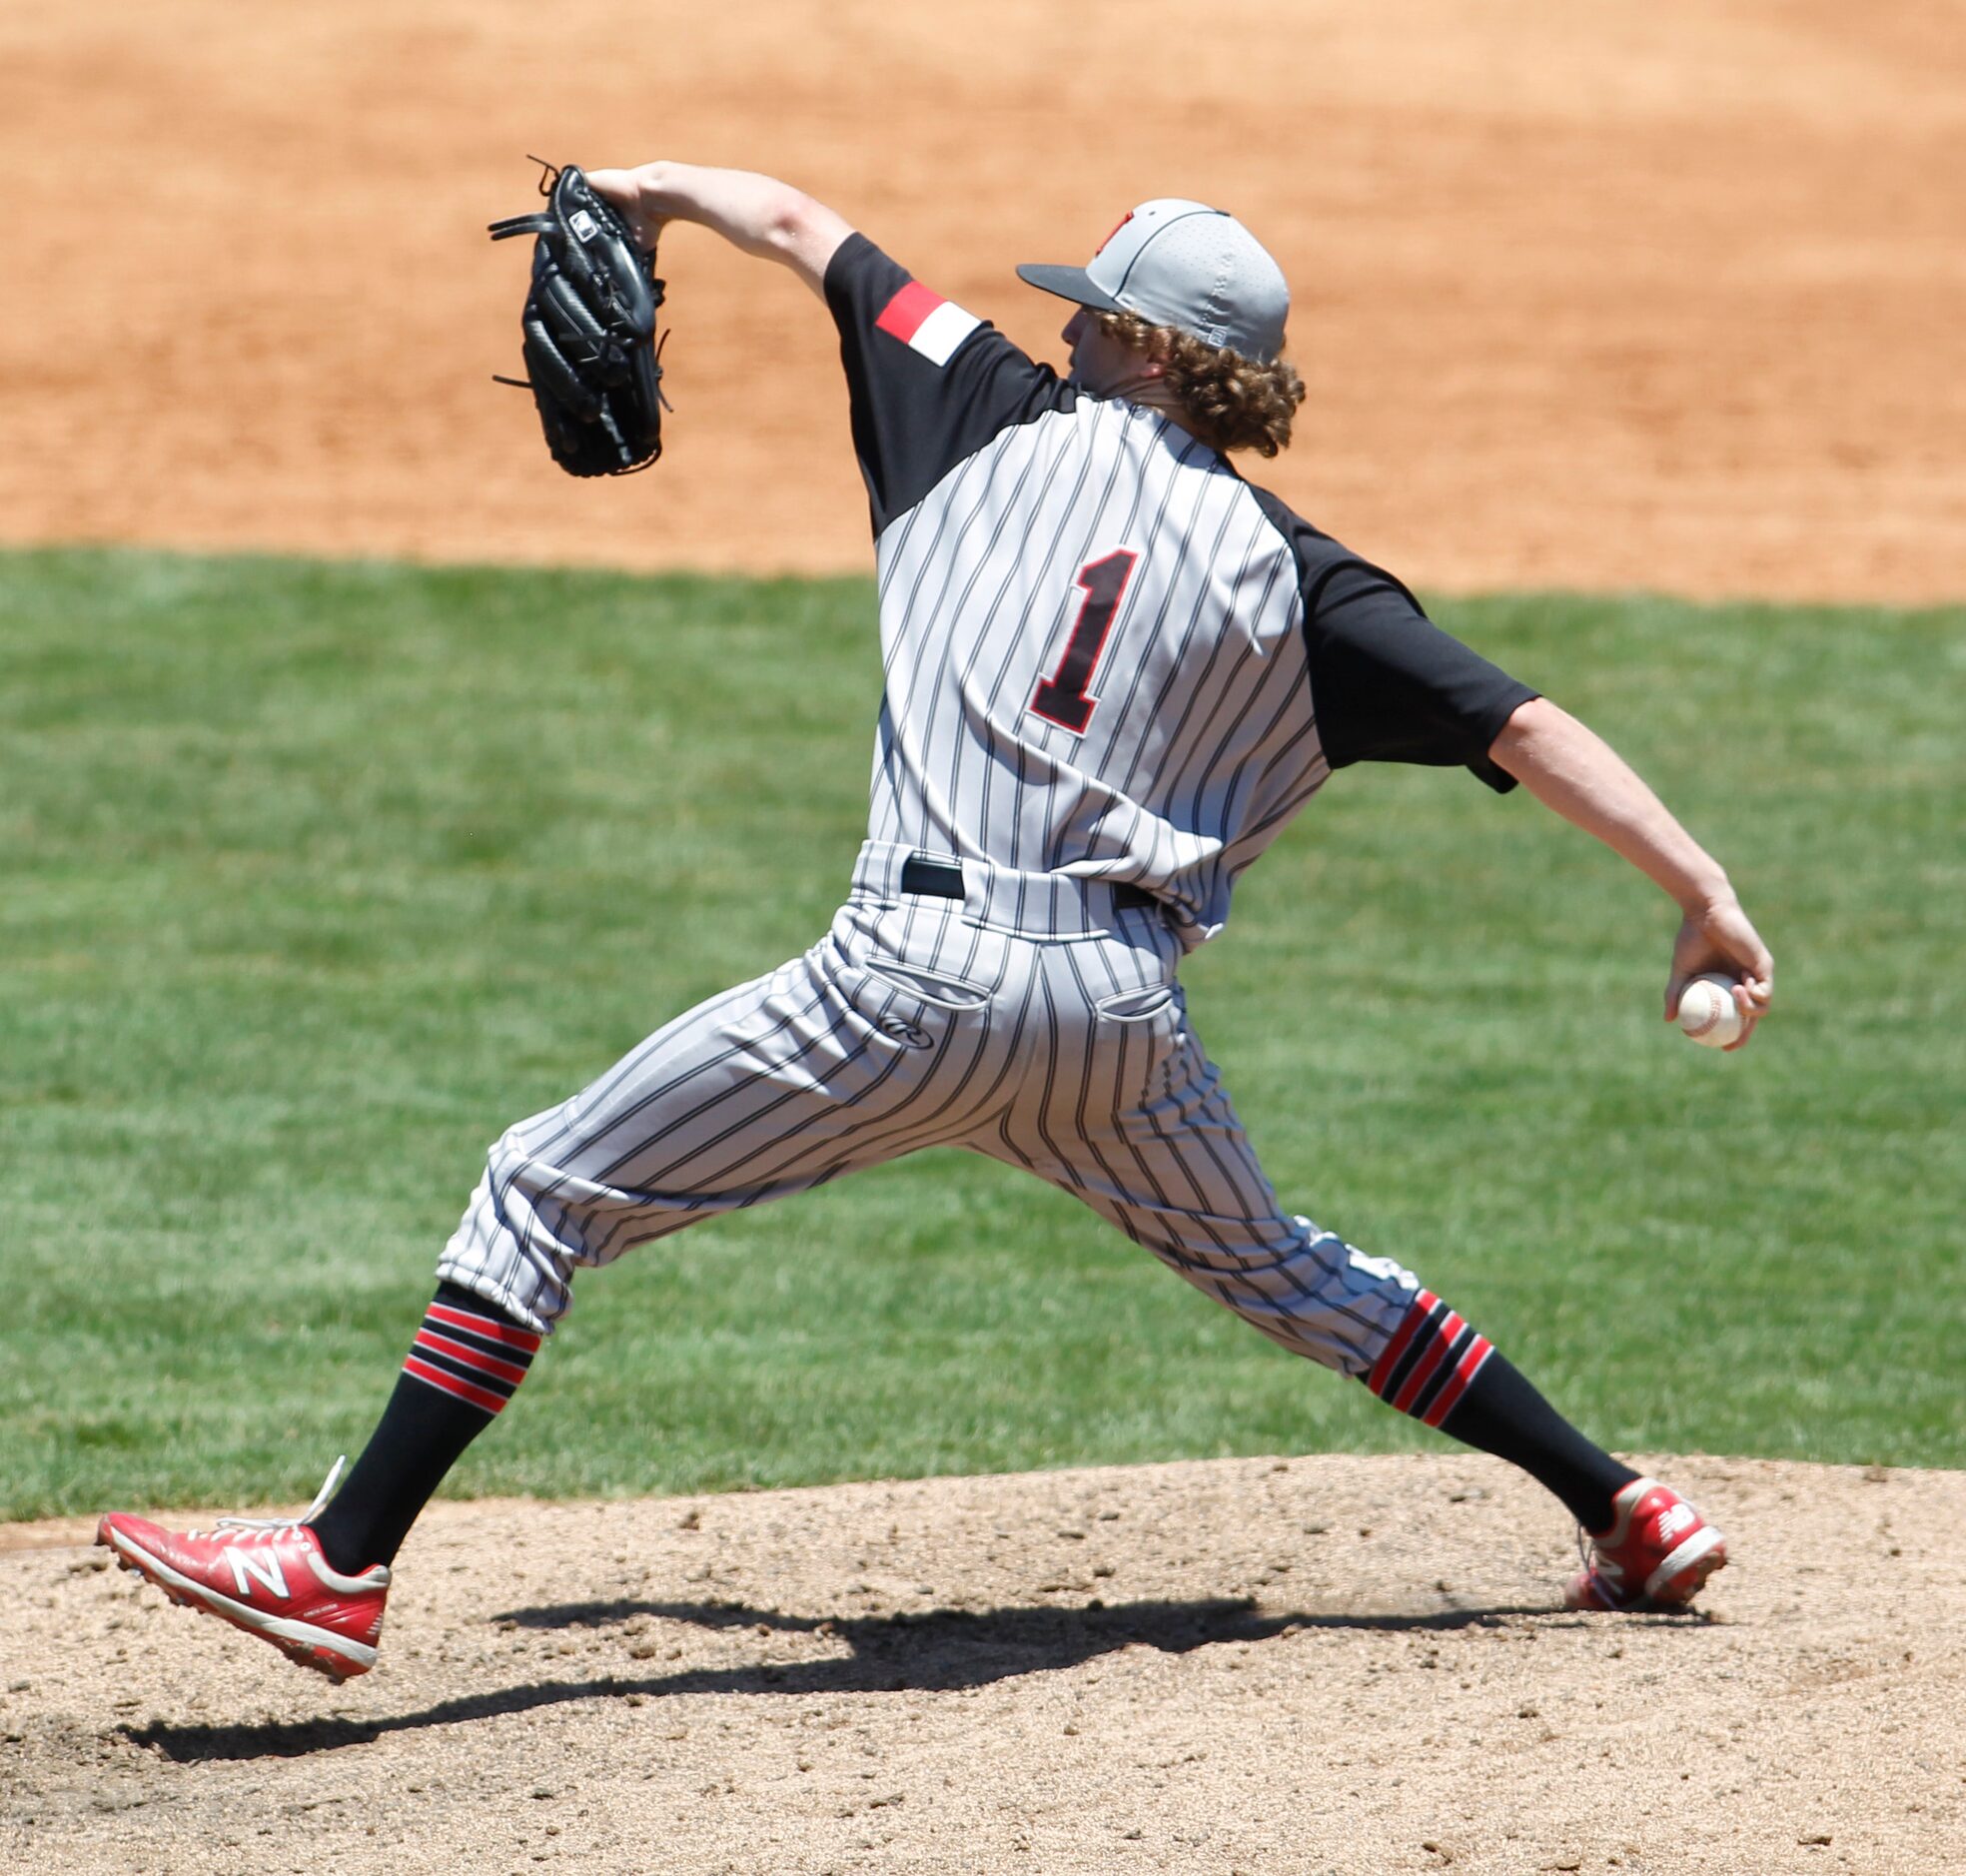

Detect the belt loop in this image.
[898,854,967,900]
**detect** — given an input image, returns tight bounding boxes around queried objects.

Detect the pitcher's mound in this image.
[4,1452,1960,1873]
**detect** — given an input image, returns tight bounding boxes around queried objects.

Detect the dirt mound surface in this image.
[4,1,1962,601]
[4,1452,1960,1873]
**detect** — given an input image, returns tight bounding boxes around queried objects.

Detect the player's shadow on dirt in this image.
[120,1592,1553,1763]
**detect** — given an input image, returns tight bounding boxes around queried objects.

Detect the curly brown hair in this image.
[1095,310,1306,457]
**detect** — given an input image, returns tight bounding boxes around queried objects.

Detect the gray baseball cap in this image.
[1017,199,1290,363]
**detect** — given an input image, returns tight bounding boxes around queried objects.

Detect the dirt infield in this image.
[4,0,1962,601]
[4,1454,1962,1874]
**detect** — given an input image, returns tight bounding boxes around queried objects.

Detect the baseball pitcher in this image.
[99,166,1775,1679]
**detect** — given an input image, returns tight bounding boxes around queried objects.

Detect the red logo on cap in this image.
[1094,211,1135,256]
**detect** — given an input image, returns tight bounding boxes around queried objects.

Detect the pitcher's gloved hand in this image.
[489,161,667,476]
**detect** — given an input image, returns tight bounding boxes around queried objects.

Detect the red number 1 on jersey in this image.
[1029,548,1140,733]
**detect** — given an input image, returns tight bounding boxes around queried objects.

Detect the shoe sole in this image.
[1565,1532,1728,1612]
[96,1519,377,1681]
[1645,1525,1727,1602]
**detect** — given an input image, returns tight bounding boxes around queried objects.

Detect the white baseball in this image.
[1677,974,1744,1049]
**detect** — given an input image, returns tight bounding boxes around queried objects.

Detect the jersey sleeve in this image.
[1303,558,1538,793]
[824,233,1075,535]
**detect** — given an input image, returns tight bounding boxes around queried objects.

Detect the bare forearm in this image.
[1489,697,1729,913]
[1490,695,1773,1038]
[585,162,852,295]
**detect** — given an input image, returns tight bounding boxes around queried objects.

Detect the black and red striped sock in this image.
[1362,1290,1637,1531]
[403,1292,540,1414]
[1364,1289,1496,1427]
[310,1283,541,1575]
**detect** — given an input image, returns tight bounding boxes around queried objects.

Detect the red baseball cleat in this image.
[97,1461,390,1681]
[1565,1475,1727,1611]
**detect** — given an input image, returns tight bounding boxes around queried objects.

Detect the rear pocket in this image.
[1092,983,1176,1023]
[1093,981,1186,1108]
[860,959,995,1013]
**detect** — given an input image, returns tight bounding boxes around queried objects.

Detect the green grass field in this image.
[2,547,1959,1521]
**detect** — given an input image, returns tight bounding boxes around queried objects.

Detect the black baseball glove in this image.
[489,161,667,477]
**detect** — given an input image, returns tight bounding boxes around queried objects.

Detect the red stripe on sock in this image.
[1367,1291,1438,1396]
[1421,1338,1495,1428]
[414,1327,529,1387]
[1392,1311,1465,1415]
[404,1355,506,1415]
[427,1302,541,1353]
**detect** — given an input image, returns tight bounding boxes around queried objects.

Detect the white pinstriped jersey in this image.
[437,236,1539,1371]
[827,236,1535,949]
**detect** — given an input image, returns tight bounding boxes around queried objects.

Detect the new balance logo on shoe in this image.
[1655,1501,1699,1544]
[223,1544,290,1601]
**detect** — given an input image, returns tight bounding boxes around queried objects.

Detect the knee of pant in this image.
[485,1124,547,1189]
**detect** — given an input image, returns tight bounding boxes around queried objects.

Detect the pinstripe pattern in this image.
[867,399,1328,951]
[435,334,1438,1369]
[438,842,1423,1367]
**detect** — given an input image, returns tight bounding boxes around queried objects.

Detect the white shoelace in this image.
[190,1455,348,1539]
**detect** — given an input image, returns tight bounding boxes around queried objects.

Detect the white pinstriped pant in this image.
[438,841,1424,1371]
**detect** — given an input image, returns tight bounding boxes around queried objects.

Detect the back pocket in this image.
[860,959,995,1013]
[1092,981,1186,1109]
[1093,983,1177,1024]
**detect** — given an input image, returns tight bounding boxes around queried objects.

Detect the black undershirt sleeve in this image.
[824,234,1076,535]
[1303,557,1538,793]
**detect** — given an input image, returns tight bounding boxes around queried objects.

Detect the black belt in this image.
[898,854,1158,912]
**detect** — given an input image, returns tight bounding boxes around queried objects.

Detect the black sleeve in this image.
[1304,558,1538,793]
[824,233,1076,535]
